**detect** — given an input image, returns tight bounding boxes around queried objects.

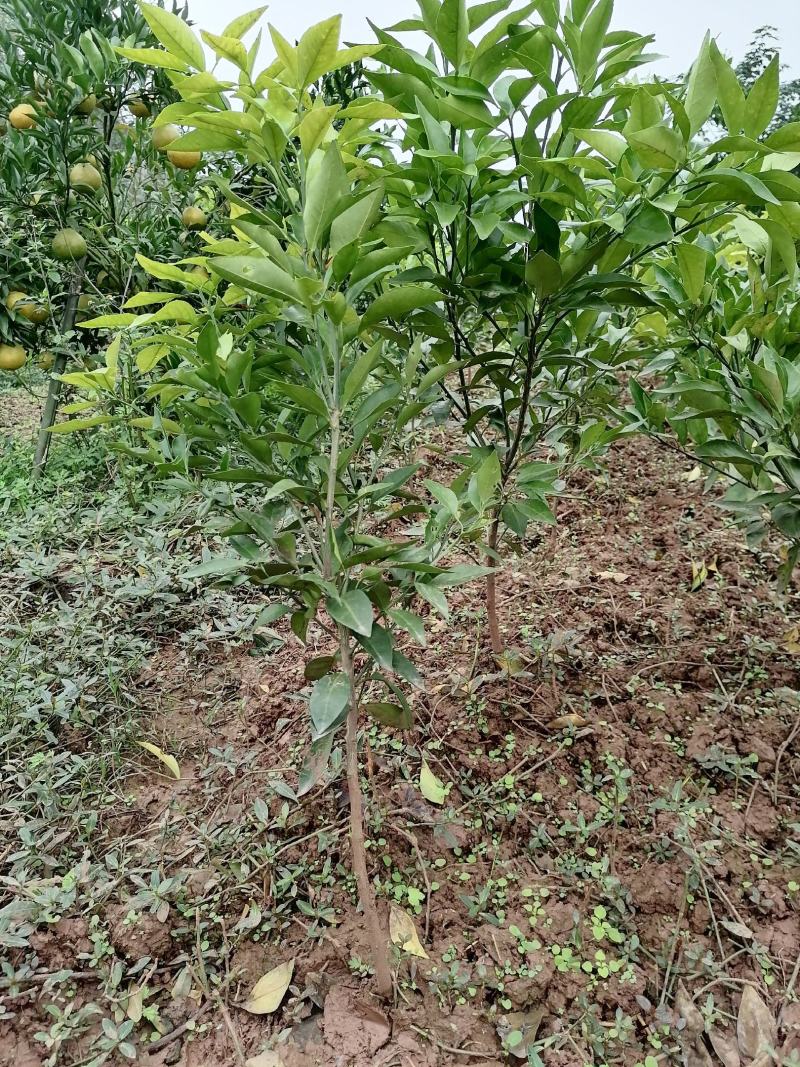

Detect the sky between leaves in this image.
[188,0,800,78]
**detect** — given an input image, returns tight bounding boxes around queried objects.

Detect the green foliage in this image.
[629,220,800,587]
[54,0,800,986]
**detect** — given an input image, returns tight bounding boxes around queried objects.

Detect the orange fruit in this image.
[168,150,201,170]
[9,103,37,130]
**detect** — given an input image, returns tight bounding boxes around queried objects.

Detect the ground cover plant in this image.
[0,1,799,1065]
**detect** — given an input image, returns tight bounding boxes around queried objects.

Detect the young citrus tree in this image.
[70,5,486,995]
[630,202,800,588]
[0,0,206,469]
[369,1,798,653]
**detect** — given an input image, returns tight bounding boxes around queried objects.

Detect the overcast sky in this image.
[188,0,800,77]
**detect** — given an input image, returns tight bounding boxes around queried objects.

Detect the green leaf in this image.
[626,125,685,169]
[114,46,189,71]
[526,251,563,298]
[388,608,427,646]
[363,702,413,729]
[675,243,708,303]
[223,5,268,38]
[743,54,780,140]
[436,0,469,68]
[327,590,374,637]
[136,254,204,285]
[298,104,340,159]
[304,655,338,681]
[48,416,116,434]
[470,451,501,510]
[330,188,383,256]
[424,479,460,519]
[304,142,347,251]
[420,760,447,805]
[625,204,673,246]
[684,33,716,135]
[573,128,627,165]
[309,673,350,736]
[709,41,746,135]
[79,314,138,329]
[210,256,301,302]
[138,2,205,70]
[201,31,248,70]
[269,382,329,419]
[296,15,341,88]
[342,341,383,408]
[360,285,439,331]
[765,122,800,152]
[415,581,450,620]
[185,556,246,578]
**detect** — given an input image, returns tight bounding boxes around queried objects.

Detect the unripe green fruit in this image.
[0,344,26,370]
[152,122,180,151]
[69,162,102,194]
[182,206,207,230]
[76,94,97,115]
[52,228,87,261]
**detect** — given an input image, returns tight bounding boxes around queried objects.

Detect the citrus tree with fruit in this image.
[0,0,214,468]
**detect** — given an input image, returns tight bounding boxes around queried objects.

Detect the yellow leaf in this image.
[136,741,181,780]
[126,985,143,1022]
[419,760,446,805]
[389,904,428,958]
[239,960,294,1015]
[783,626,800,655]
[682,465,703,483]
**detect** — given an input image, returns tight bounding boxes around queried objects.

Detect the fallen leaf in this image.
[720,920,754,941]
[136,741,180,780]
[782,626,800,655]
[419,760,446,805]
[708,1029,741,1067]
[737,985,776,1061]
[389,904,428,958]
[683,1041,714,1067]
[245,1054,285,1067]
[675,981,704,1040]
[547,712,588,732]
[596,570,630,583]
[125,985,143,1023]
[239,960,294,1015]
[691,560,709,591]
[171,965,193,1000]
[682,465,703,483]
[496,1009,544,1060]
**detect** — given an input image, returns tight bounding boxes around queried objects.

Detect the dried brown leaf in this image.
[239,960,294,1015]
[547,712,588,732]
[389,904,428,958]
[708,1028,740,1067]
[675,981,704,1040]
[737,986,776,1061]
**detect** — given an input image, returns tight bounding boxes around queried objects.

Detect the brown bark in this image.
[341,633,392,999]
[486,515,503,656]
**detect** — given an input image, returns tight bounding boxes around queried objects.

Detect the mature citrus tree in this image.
[0,0,212,469]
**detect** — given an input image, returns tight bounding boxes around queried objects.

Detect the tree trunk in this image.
[340,633,393,999]
[33,260,86,475]
[486,514,503,656]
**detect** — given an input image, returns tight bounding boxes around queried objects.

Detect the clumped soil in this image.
[2,436,799,1066]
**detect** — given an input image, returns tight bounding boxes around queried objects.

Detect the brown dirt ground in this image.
[2,436,799,1066]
